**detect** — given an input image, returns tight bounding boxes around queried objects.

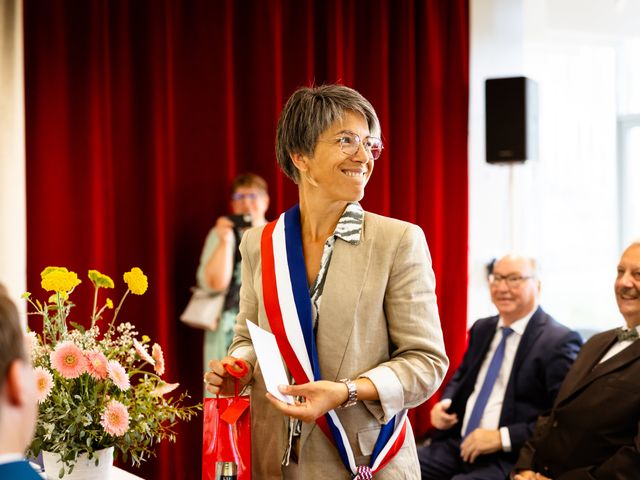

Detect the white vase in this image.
[42,446,114,480]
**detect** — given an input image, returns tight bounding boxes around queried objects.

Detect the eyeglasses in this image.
[488,274,534,288]
[231,192,261,201]
[321,131,384,161]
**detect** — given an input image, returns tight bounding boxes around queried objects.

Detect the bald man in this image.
[418,255,582,480]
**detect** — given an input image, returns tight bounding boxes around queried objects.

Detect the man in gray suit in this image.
[0,289,41,479]
[513,241,640,479]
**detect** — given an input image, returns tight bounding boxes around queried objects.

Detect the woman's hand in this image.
[213,216,235,244]
[265,380,349,423]
[204,356,252,396]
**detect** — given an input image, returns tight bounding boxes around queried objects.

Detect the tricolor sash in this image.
[260,204,408,478]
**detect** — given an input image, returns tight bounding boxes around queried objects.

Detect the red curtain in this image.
[24,1,468,478]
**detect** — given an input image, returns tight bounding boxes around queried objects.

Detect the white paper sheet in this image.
[246,320,294,404]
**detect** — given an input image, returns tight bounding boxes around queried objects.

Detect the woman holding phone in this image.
[196,172,269,393]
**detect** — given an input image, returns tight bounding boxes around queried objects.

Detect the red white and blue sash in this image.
[260,204,408,478]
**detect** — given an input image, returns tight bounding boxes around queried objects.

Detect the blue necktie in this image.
[464,326,514,437]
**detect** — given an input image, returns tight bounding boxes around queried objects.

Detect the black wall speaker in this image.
[485,76,538,164]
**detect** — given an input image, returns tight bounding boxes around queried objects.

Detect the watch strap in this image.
[337,378,358,409]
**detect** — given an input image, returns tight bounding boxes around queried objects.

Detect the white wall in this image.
[0,0,26,324]
[469,0,638,334]
[469,0,527,321]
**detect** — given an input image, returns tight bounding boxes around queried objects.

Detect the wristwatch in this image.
[337,378,358,409]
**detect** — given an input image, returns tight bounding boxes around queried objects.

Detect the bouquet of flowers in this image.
[24,266,200,477]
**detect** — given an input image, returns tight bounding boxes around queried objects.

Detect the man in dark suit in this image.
[0,289,42,479]
[418,254,582,479]
[513,242,640,479]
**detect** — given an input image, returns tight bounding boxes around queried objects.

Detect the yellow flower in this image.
[123,267,148,295]
[41,268,81,294]
[40,266,67,279]
[141,335,150,343]
[88,270,115,289]
[106,298,114,309]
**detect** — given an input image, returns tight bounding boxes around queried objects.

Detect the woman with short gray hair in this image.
[205,84,448,479]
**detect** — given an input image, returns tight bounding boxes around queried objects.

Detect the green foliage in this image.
[26,267,202,476]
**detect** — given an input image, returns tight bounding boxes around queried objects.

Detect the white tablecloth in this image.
[112,466,145,479]
[38,466,145,479]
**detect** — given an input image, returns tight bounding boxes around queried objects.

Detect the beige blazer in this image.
[229,211,449,479]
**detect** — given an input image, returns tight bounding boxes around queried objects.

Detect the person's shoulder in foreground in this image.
[0,289,41,479]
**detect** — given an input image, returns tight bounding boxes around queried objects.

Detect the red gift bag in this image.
[202,361,251,480]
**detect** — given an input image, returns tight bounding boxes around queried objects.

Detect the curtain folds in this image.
[24,1,469,478]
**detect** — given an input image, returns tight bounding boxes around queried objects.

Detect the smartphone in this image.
[227,214,252,229]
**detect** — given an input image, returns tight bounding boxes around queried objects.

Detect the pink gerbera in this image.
[100,400,130,437]
[85,350,108,380]
[152,343,165,376]
[50,341,87,378]
[34,367,54,403]
[133,339,155,365]
[107,360,130,391]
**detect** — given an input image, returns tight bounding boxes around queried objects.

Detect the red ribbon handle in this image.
[220,358,249,399]
[223,358,249,379]
[219,358,250,425]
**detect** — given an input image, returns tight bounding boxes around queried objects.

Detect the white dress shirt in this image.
[460,309,535,452]
[599,325,640,364]
[0,453,24,465]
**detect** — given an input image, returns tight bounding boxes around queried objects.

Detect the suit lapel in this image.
[469,319,499,377]
[453,317,498,409]
[555,330,639,405]
[568,335,640,400]
[315,236,374,381]
[496,309,544,423]
[512,307,545,371]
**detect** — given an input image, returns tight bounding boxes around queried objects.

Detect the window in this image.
[618,117,640,248]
